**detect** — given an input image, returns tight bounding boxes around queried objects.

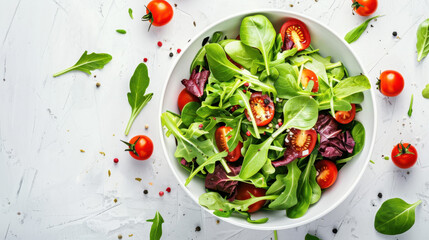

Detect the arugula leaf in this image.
[146,211,164,240]
[408,94,414,117]
[266,174,287,195]
[230,91,261,139]
[422,84,429,98]
[227,172,267,188]
[116,29,127,34]
[128,8,133,20]
[268,159,301,210]
[225,115,244,150]
[374,198,421,235]
[125,63,153,135]
[416,18,429,62]
[305,234,321,240]
[309,165,321,204]
[53,51,112,77]
[344,16,382,44]
[185,151,228,185]
[240,15,276,75]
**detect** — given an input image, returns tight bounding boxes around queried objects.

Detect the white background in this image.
[1,0,429,239]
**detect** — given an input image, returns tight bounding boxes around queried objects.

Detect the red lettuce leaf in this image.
[205,164,241,201]
[181,68,210,97]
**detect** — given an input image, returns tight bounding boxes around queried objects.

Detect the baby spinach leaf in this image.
[408,94,414,117]
[53,51,112,77]
[209,31,224,44]
[128,8,133,20]
[305,59,329,85]
[125,63,153,135]
[239,96,318,179]
[205,43,242,81]
[240,15,276,76]
[274,64,307,99]
[333,75,371,99]
[337,121,365,164]
[416,18,429,62]
[224,40,263,69]
[268,160,301,210]
[190,46,207,73]
[344,15,381,44]
[181,102,202,126]
[422,84,429,99]
[374,198,422,235]
[305,234,321,240]
[146,211,164,240]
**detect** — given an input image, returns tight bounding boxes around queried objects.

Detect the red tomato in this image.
[300,69,319,92]
[280,19,311,51]
[122,135,153,160]
[287,128,317,158]
[215,126,242,162]
[244,92,275,127]
[335,104,356,124]
[315,160,338,189]
[391,143,418,169]
[235,183,267,213]
[177,88,200,112]
[352,0,378,16]
[142,0,174,28]
[377,70,404,97]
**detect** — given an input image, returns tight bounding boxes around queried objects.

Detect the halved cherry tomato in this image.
[244,92,275,127]
[215,126,242,162]
[335,104,356,124]
[178,88,200,112]
[377,70,404,97]
[287,128,317,158]
[235,183,267,213]
[391,142,418,169]
[315,160,338,189]
[280,19,311,51]
[352,0,378,16]
[122,135,153,160]
[142,0,174,28]
[300,69,319,92]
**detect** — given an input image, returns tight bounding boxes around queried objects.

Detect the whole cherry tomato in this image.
[122,135,153,160]
[352,0,378,16]
[391,142,418,169]
[377,70,404,97]
[142,0,173,29]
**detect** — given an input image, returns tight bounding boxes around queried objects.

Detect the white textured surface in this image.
[0,0,428,239]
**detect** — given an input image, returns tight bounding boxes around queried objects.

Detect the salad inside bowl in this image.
[159,10,376,230]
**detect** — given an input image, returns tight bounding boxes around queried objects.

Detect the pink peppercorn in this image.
[143,58,148,62]
[246,131,251,136]
[157,41,162,47]
[244,82,249,87]
[242,89,247,93]
[159,191,164,197]
[166,187,171,193]
[278,122,283,127]
[199,124,203,129]
[113,158,119,163]
[177,49,181,54]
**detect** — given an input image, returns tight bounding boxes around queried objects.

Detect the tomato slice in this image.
[178,88,200,112]
[215,126,242,162]
[280,19,311,51]
[235,183,266,213]
[287,128,317,158]
[334,104,356,124]
[244,92,275,127]
[300,69,319,92]
[315,160,338,189]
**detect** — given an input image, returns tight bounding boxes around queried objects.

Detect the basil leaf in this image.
[146,211,164,240]
[116,29,126,34]
[240,15,276,75]
[305,233,321,240]
[125,63,153,135]
[128,8,133,20]
[408,94,414,117]
[374,198,422,235]
[344,15,381,44]
[53,51,112,77]
[416,18,429,62]
[422,84,429,98]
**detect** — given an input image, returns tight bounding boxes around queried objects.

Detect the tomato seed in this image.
[166,187,171,193]
[159,191,164,196]
[157,41,162,47]
[246,131,251,136]
[143,58,148,62]
[113,158,119,163]
[177,48,181,53]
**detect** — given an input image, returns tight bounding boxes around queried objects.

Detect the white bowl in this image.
[159,9,377,230]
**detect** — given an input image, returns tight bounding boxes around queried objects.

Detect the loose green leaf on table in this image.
[408,94,414,117]
[147,211,164,240]
[422,84,429,98]
[116,29,127,34]
[305,233,321,240]
[53,51,112,77]
[416,18,429,62]
[128,8,134,19]
[374,198,421,235]
[344,15,382,44]
[125,63,153,135]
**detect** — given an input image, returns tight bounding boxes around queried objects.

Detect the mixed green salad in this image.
[161,14,370,223]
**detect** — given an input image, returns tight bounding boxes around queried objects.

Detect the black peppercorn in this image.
[169,52,174,57]
[143,190,148,194]
[332,228,338,234]
[195,226,201,232]
[392,31,397,37]
[378,192,383,198]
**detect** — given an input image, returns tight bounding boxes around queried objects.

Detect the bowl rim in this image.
[158,9,378,230]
